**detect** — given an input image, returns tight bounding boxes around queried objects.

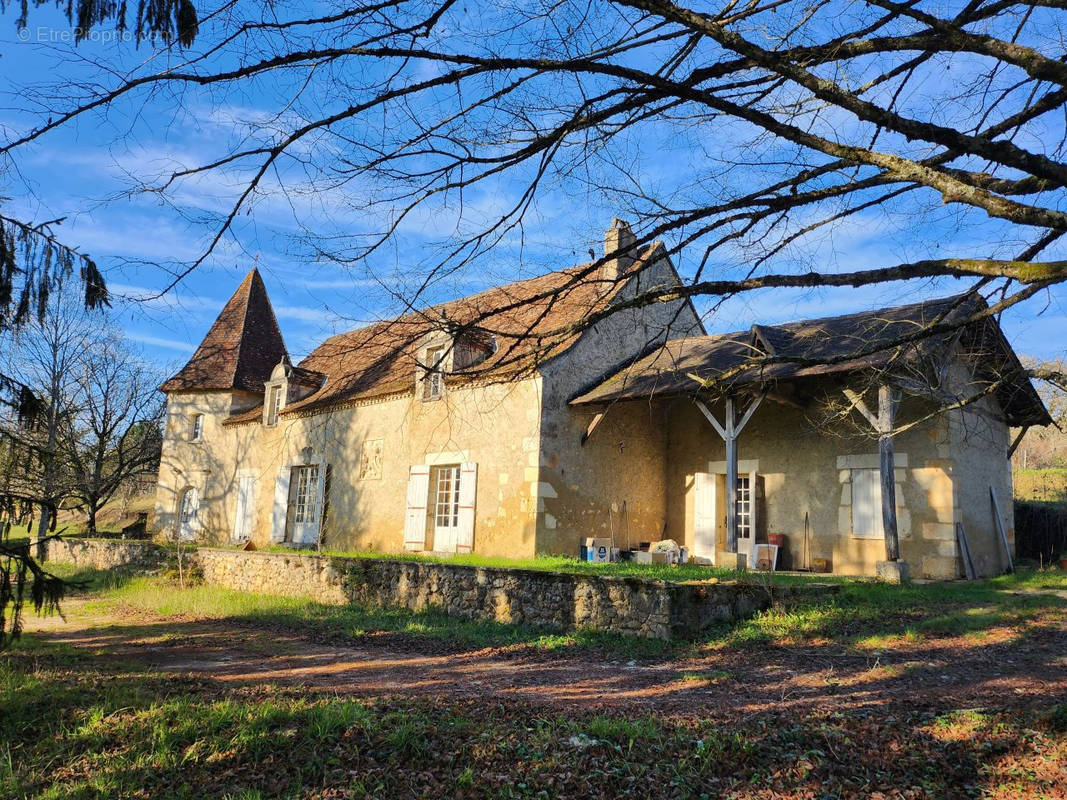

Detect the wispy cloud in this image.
[126,332,196,352]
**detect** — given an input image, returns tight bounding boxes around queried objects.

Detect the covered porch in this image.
[568,295,1049,579]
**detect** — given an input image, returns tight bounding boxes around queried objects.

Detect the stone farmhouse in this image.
[155,220,1049,579]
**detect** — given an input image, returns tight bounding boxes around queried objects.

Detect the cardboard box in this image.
[584,537,612,563]
[633,550,654,564]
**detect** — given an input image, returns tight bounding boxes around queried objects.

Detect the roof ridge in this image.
[310,242,662,348]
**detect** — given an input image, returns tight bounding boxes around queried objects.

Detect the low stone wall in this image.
[196,549,349,605]
[47,542,837,639]
[45,538,169,573]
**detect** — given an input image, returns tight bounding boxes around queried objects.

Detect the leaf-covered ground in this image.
[2,570,1065,798]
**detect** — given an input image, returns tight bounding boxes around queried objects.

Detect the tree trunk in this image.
[35,506,50,561]
[86,505,97,538]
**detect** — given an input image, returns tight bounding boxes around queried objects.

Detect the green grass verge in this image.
[44,562,1067,659]
[1,635,1064,799]
[719,568,1067,649]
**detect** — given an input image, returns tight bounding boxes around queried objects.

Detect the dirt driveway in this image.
[23,598,1067,721]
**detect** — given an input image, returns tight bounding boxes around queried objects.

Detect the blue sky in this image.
[1,3,1064,373]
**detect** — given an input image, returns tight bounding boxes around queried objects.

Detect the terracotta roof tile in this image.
[223,246,662,424]
[161,268,288,394]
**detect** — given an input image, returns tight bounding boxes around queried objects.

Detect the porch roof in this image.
[570,292,1051,427]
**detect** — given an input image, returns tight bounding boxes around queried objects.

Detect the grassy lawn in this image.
[1,567,1064,798]
[1014,468,1067,502]
[1,613,1064,798]
[47,562,1067,657]
[3,646,1059,799]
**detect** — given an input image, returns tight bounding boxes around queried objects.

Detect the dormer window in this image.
[265,384,283,426]
[452,330,496,372]
[191,414,204,442]
[422,345,445,401]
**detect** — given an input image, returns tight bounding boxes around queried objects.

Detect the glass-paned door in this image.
[736,475,753,563]
[432,464,462,552]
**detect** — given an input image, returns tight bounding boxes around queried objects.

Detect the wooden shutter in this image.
[404,465,431,551]
[456,462,478,553]
[308,463,328,545]
[852,469,884,538]
[693,472,716,559]
[271,466,291,542]
[233,476,255,541]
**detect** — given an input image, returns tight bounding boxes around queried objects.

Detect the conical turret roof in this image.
[161,268,288,394]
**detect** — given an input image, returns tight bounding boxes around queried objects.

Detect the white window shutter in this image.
[852,469,884,538]
[693,472,716,559]
[232,476,255,542]
[404,465,430,551]
[307,463,328,545]
[271,466,291,543]
[456,461,478,553]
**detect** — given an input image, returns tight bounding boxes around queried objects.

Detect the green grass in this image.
[2,635,1063,799]
[42,561,1067,664]
[716,568,1067,649]
[69,572,675,660]
[1014,468,1067,502]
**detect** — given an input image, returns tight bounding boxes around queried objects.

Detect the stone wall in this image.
[196,548,349,604]
[47,542,836,639]
[46,538,170,572]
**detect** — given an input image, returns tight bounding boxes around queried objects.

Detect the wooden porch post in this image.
[695,391,765,556]
[844,383,900,563]
[725,396,738,553]
[878,384,900,562]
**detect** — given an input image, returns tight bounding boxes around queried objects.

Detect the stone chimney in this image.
[601,217,636,283]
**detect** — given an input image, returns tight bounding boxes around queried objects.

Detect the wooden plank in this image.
[734,389,767,435]
[724,396,739,554]
[1007,425,1030,459]
[843,388,881,430]
[956,522,977,580]
[878,384,900,563]
[989,487,1015,573]
[580,411,606,446]
[695,400,727,441]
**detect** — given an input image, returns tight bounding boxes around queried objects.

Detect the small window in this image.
[421,346,445,401]
[191,414,204,442]
[266,385,282,426]
[851,468,884,538]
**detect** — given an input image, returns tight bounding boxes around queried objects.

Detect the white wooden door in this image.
[432,464,462,553]
[270,466,291,542]
[232,475,255,542]
[693,472,717,562]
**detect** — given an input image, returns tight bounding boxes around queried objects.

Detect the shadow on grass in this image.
[3,630,1065,799]
[708,572,1067,651]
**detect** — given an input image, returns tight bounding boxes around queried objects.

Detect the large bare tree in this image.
[4,0,1066,373]
[63,333,164,538]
